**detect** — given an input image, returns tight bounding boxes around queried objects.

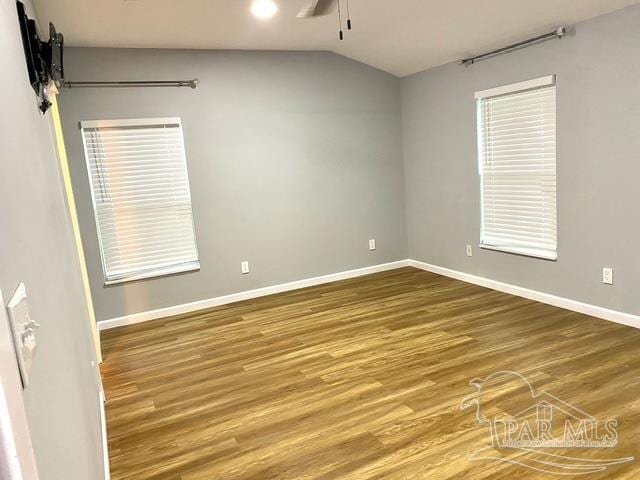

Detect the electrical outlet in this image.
[466,245,473,257]
[241,261,250,274]
[369,239,376,251]
[602,267,613,285]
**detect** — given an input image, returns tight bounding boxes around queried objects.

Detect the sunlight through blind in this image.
[476,76,557,260]
[81,118,199,283]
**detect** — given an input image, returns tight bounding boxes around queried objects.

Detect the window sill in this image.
[479,243,557,262]
[104,261,200,286]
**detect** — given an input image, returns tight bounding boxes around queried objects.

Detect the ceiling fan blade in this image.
[314,0,338,15]
[296,0,320,18]
[296,0,338,18]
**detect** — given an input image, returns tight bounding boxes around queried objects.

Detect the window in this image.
[476,75,557,261]
[81,118,199,284]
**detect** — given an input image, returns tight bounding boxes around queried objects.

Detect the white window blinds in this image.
[81,118,199,284]
[476,75,557,260]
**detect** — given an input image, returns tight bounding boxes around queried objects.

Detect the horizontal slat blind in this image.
[478,78,557,260]
[81,118,199,283]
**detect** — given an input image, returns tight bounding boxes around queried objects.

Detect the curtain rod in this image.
[459,27,567,66]
[63,79,199,89]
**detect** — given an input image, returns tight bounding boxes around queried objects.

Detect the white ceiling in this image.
[33,0,638,77]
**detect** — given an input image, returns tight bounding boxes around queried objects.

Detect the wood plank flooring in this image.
[100,267,640,479]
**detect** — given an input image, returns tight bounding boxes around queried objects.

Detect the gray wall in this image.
[0,0,104,478]
[60,4,640,323]
[60,48,408,322]
[402,4,640,314]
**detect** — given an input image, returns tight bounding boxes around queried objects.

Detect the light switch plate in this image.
[6,283,38,388]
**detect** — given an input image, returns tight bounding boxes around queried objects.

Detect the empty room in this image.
[2,0,640,478]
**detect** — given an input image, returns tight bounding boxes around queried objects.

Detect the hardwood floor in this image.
[100,267,640,479]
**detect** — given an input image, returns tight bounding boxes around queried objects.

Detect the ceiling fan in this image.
[297,0,352,40]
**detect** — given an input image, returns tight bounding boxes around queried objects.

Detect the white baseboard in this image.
[98,258,639,332]
[98,260,411,330]
[99,389,110,480]
[408,259,640,329]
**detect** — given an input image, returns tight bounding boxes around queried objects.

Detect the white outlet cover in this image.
[241,261,250,274]
[466,245,473,257]
[602,268,613,285]
[369,239,376,250]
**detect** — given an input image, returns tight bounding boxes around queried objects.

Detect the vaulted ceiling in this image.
[33,0,638,77]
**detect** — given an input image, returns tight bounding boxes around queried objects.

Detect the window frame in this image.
[80,117,200,285]
[476,75,558,262]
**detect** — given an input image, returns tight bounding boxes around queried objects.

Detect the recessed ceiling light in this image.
[251,0,278,20]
